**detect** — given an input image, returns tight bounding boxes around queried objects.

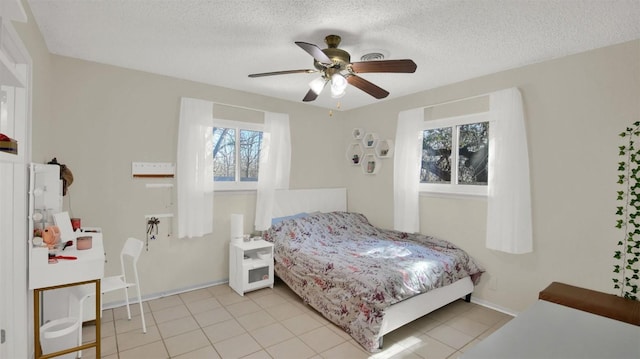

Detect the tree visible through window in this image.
[213,125,262,184]
[213,127,236,181]
[239,129,262,181]
[421,127,452,183]
[457,122,489,185]
[421,117,489,191]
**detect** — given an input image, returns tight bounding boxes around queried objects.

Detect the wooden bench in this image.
[539,281,640,326]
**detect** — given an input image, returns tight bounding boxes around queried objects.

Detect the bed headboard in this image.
[273,188,347,218]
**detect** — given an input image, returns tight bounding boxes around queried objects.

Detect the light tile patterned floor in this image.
[75,279,512,359]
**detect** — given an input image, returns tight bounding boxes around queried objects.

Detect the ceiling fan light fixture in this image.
[330,73,347,98]
[331,89,346,99]
[309,77,327,95]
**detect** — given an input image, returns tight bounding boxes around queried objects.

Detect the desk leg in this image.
[34,288,41,358]
[95,279,101,357]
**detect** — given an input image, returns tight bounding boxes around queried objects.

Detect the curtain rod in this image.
[421,89,501,110]
[212,101,272,114]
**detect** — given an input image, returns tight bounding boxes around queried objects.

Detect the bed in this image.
[263,188,484,352]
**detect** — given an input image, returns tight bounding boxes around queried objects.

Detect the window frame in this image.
[212,118,264,191]
[419,111,490,197]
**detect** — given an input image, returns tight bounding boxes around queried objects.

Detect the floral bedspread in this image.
[263,211,484,352]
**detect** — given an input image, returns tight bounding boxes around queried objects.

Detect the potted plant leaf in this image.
[614,121,640,300]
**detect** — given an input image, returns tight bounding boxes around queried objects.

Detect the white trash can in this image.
[40,317,81,359]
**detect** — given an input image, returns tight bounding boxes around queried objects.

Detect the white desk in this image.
[29,233,105,359]
[462,300,640,359]
[29,233,105,290]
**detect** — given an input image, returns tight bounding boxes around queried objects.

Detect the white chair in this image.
[101,237,147,332]
[70,237,146,357]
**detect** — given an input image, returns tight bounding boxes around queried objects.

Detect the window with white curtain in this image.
[212,119,264,191]
[420,112,489,196]
[396,87,531,253]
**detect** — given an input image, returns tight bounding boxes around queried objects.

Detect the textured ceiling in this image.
[27,0,640,111]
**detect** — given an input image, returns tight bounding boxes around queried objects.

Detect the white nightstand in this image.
[229,239,274,296]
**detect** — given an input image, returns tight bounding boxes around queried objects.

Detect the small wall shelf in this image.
[145,183,174,189]
[362,133,379,149]
[346,143,365,166]
[375,139,394,158]
[132,162,175,178]
[361,153,380,175]
[144,213,174,219]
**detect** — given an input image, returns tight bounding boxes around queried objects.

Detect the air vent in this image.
[360,52,385,61]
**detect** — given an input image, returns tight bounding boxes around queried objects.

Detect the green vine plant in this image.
[615,121,640,300]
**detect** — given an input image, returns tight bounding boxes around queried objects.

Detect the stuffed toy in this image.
[42,225,61,248]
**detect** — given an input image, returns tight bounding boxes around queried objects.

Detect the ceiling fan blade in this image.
[350,59,417,74]
[346,75,390,99]
[302,89,319,102]
[248,69,317,78]
[295,41,333,65]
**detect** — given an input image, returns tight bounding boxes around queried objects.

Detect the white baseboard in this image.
[470,296,519,317]
[102,279,229,310]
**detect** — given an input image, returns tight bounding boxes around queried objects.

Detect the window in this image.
[420,112,489,196]
[213,119,263,190]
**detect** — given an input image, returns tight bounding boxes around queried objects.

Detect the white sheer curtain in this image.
[177,97,215,238]
[486,87,533,253]
[254,112,291,230]
[393,108,424,233]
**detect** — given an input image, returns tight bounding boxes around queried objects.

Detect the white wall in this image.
[343,39,640,312]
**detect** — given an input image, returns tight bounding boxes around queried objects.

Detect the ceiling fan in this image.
[248,34,417,102]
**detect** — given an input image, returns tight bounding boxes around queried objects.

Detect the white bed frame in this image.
[272,188,474,346]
